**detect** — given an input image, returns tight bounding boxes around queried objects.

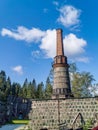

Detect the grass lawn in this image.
[10,119,30,124]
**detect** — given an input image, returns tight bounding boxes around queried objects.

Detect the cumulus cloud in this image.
[1,26,88,62]
[40,31,88,62]
[63,33,87,57]
[1,26,45,43]
[63,33,89,62]
[12,65,23,75]
[40,29,56,58]
[57,5,81,28]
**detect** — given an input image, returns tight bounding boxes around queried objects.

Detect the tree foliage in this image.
[0,69,54,101]
[0,63,97,101]
[69,63,95,97]
[45,77,52,98]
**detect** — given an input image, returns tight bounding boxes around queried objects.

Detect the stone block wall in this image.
[60,98,98,128]
[31,97,98,130]
[31,99,59,130]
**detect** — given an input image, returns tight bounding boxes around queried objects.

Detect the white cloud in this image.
[1,26,45,43]
[40,30,88,62]
[63,33,89,62]
[12,65,23,75]
[57,5,81,28]
[40,29,56,58]
[1,26,88,62]
[63,33,87,57]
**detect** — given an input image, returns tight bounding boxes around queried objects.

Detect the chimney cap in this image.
[56,28,63,32]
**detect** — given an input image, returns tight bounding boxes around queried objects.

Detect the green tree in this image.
[15,83,21,96]
[22,78,28,98]
[11,83,16,95]
[5,77,11,97]
[45,77,52,98]
[48,68,54,85]
[26,81,32,98]
[36,82,44,99]
[70,63,95,97]
[0,70,7,100]
[31,79,37,98]
[80,72,95,97]
[0,70,6,91]
[26,79,37,99]
[90,83,98,96]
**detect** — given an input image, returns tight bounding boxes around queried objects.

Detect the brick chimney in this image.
[52,29,72,98]
[56,29,64,56]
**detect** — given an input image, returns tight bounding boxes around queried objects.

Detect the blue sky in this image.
[0,0,98,85]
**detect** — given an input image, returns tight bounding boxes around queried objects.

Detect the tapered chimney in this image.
[52,29,72,98]
[56,29,64,56]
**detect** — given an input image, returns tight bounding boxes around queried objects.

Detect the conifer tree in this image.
[36,82,44,99]
[5,77,11,97]
[22,78,28,98]
[45,77,52,98]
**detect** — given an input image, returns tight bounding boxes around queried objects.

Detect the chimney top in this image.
[56,28,64,56]
[56,28,63,33]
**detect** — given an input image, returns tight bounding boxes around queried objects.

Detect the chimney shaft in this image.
[56,29,64,56]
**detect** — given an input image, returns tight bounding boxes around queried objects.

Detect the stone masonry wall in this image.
[31,97,98,130]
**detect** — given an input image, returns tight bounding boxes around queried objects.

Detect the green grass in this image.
[9,119,30,124]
